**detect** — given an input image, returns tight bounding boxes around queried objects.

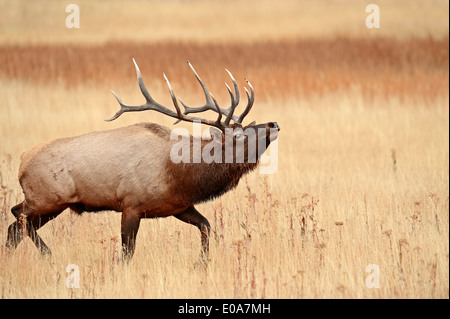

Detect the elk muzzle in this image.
[267,122,280,142]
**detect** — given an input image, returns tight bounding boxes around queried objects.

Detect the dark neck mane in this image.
[166,158,258,206]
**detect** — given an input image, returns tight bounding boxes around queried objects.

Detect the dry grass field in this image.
[0,0,448,299]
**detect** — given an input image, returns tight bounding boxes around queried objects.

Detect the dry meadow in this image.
[0,0,448,299]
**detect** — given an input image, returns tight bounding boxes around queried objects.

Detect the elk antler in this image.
[106,59,255,132]
[177,61,254,126]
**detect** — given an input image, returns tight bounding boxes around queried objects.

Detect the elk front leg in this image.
[121,211,141,261]
[175,206,211,263]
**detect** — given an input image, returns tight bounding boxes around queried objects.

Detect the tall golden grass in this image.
[0,0,448,299]
[0,65,448,299]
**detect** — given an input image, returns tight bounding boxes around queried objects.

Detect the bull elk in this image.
[5,59,280,262]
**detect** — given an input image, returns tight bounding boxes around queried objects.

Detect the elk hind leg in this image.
[28,211,62,256]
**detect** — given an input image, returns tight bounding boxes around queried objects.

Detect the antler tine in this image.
[236,79,255,124]
[163,73,183,118]
[209,92,223,127]
[223,69,240,126]
[164,72,226,132]
[223,82,235,121]
[225,69,240,106]
[180,62,239,123]
[106,59,181,122]
[179,61,216,114]
[105,90,127,121]
[133,58,155,104]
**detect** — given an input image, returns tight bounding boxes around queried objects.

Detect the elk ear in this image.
[209,127,223,141]
[247,121,256,126]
